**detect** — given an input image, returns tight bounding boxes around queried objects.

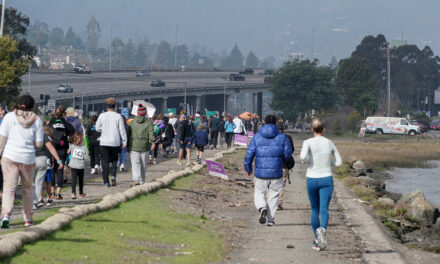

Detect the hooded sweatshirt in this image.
[127,115,155,152]
[244,124,293,179]
[0,110,44,164]
[65,115,83,133]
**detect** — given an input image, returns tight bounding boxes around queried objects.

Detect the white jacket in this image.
[233,118,246,134]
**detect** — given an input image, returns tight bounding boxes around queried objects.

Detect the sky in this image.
[7,0,440,64]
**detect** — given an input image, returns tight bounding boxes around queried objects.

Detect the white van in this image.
[365,117,420,135]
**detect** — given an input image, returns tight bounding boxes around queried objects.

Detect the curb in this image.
[0,147,238,258]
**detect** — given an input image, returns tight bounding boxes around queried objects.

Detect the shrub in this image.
[346,110,362,132]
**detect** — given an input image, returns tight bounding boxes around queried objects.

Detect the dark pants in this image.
[52,149,67,188]
[100,146,120,184]
[225,132,234,148]
[71,168,84,194]
[149,144,158,158]
[89,141,100,168]
[210,130,218,148]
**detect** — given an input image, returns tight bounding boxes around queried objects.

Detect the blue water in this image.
[385,164,440,208]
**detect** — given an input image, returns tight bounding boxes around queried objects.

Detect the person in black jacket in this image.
[178,115,194,166]
[209,113,220,149]
[277,123,295,210]
[161,116,175,158]
[86,115,101,174]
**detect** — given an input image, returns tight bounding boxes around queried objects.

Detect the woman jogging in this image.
[300,118,342,251]
[0,95,44,228]
[224,116,236,148]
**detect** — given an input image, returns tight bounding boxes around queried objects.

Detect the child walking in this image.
[193,123,209,164]
[68,133,88,199]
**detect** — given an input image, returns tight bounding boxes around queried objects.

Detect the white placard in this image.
[131,100,156,118]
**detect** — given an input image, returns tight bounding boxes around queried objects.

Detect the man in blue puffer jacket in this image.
[244,115,293,226]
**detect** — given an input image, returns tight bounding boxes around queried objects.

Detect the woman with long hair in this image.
[0,95,44,228]
[224,116,236,148]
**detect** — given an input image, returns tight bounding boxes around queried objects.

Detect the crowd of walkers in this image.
[0,96,261,229]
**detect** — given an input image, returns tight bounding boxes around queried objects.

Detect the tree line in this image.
[271,34,440,121]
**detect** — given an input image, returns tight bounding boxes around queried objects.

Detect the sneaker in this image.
[37,199,45,207]
[153,160,157,165]
[259,208,267,224]
[277,204,284,210]
[135,181,140,186]
[312,240,320,251]
[71,193,77,199]
[46,198,53,206]
[79,193,86,198]
[24,220,33,227]
[316,227,327,250]
[33,203,39,210]
[1,218,9,229]
[210,145,214,150]
[197,159,202,164]
[91,168,96,174]
[267,221,275,226]
[111,178,117,186]
[55,194,63,200]
[120,164,125,172]
[186,162,191,166]
[104,183,110,187]
[50,192,55,199]
[177,160,182,166]
[148,159,153,164]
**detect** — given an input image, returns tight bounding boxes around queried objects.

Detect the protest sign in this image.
[205,160,228,180]
[246,131,254,137]
[234,134,248,146]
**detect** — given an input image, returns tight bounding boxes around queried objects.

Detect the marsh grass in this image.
[333,137,440,170]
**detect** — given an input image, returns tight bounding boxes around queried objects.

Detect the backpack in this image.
[153,123,161,137]
[286,156,295,170]
[52,119,68,148]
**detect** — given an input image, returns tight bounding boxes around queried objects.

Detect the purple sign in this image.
[246,131,255,137]
[234,134,248,146]
[205,160,228,179]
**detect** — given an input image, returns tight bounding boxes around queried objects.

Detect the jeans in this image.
[100,146,120,184]
[306,176,334,238]
[254,177,284,222]
[89,141,100,168]
[1,158,35,221]
[225,132,234,148]
[33,156,47,204]
[219,131,225,146]
[71,168,84,194]
[130,151,148,183]
[52,149,67,188]
[119,147,127,165]
[175,134,181,152]
[210,131,218,148]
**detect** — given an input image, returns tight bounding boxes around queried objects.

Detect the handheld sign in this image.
[246,131,254,137]
[205,160,228,180]
[234,134,248,146]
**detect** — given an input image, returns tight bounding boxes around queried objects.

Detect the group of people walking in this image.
[244,115,341,251]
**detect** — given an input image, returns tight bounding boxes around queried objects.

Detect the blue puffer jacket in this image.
[244,124,293,179]
[193,130,209,146]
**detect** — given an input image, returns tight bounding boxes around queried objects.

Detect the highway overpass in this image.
[22,71,273,117]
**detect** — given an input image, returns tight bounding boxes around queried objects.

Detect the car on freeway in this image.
[151,80,165,87]
[73,65,92,74]
[238,68,254,75]
[264,77,272,84]
[136,70,150,77]
[229,74,245,81]
[430,119,440,130]
[58,84,73,93]
[259,69,274,75]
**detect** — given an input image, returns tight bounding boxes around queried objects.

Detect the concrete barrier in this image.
[0,147,237,258]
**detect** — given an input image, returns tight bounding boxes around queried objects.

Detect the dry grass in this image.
[332,137,440,170]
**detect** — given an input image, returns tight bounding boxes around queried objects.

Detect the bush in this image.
[332,119,343,135]
[346,110,362,132]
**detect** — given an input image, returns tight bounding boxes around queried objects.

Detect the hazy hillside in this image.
[9,0,440,64]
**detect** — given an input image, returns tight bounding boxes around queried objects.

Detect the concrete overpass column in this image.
[224,94,230,116]
[195,95,202,114]
[253,92,263,118]
[162,97,168,114]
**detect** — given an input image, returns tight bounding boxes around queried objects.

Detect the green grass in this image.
[2,179,225,264]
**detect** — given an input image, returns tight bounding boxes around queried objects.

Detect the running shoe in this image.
[267,221,275,227]
[135,181,140,186]
[177,160,182,166]
[153,160,157,165]
[91,168,95,174]
[33,203,39,210]
[46,198,53,206]
[186,162,191,166]
[111,178,117,186]
[55,194,63,200]
[104,183,111,187]
[312,240,320,251]
[120,164,125,172]
[259,208,267,224]
[1,218,9,229]
[37,199,45,208]
[71,193,77,199]
[24,220,33,227]
[316,227,327,250]
[79,193,86,198]
[277,205,284,210]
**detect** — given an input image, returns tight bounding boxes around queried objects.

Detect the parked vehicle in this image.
[410,120,430,133]
[136,70,150,77]
[264,77,272,84]
[238,68,254,75]
[73,65,92,74]
[151,80,165,87]
[58,84,73,93]
[430,120,440,130]
[229,74,245,81]
[365,117,420,136]
[259,69,274,75]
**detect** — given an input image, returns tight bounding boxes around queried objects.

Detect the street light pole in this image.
[109,26,113,72]
[0,0,6,36]
[311,29,318,62]
[174,25,178,68]
[386,42,391,117]
[28,64,31,93]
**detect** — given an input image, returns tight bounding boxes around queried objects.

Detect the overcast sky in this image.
[8,0,440,64]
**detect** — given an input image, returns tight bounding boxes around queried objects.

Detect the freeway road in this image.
[22,71,268,99]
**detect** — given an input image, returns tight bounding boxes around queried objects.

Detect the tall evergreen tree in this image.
[245,51,260,68]
[86,16,101,54]
[135,42,147,67]
[220,44,244,69]
[155,41,173,66]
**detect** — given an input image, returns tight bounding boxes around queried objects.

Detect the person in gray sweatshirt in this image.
[68,133,88,199]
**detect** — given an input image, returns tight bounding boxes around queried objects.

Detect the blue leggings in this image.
[306,177,334,238]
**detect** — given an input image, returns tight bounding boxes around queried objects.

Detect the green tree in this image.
[174,44,189,66]
[0,36,30,105]
[86,16,101,54]
[64,27,83,49]
[50,27,64,48]
[260,56,276,68]
[135,42,147,67]
[219,44,244,69]
[330,56,338,69]
[346,110,362,132]
[189,52,214,68]
[155,41,173,66]
[245,51,260,68]
[122,39,136,66]
[335,56,380,115]
[270,59,338,121]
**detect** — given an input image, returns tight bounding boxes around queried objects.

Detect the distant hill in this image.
[9,0,440,64]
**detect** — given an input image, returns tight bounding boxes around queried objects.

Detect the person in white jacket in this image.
[300,118,342,251]
[233,116,246,135]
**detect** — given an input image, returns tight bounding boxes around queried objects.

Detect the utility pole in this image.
[109,26,113,72]
[223,81,226,115]
[174,25,178,68]
[0,0,6,36]
[311,29,318,62]
[28,64,31,93]
[386,42,391,117]
[183,82,187,112]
